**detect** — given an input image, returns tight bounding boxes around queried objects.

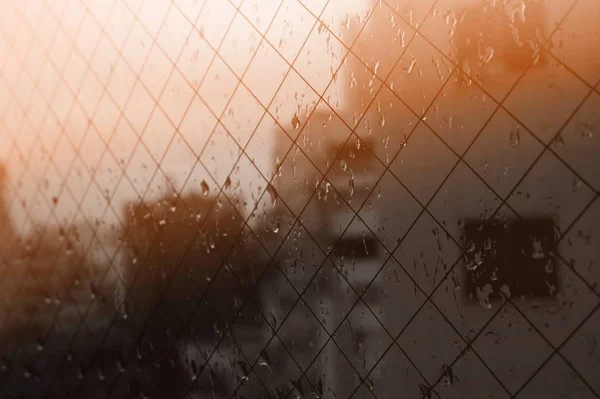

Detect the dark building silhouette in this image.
[0,164,129,398]
[120,189,267,398]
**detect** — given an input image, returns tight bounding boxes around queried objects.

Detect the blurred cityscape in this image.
[0,0,599,398]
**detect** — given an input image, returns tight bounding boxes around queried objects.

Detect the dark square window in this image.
[463,217,559,302]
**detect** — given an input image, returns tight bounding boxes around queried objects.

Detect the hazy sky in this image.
[0,0,373,234]
[1,0,598,239]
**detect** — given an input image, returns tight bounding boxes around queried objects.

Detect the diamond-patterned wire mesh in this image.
[0,0,599,397]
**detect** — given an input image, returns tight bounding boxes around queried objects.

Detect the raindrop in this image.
[349,72,357,88]
[577,122,594,139]
[441,364,455,386]
[362,232,370,256]
[500,284,512,298]
[340,159,348,172]
[483,46,494,63]
[258,349,272,371]
[572,179,582,193]
[201,180,210,196]
[552,133,565,149]
[477,284,493,310]
[266,183,278,207]
[291,113,301,129]
[405,56,417,74]
[509,126,520,147]
[36,338,44,351]
[531,238,545,259]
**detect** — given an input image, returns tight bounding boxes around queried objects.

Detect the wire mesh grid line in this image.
[0,3,556,396]
[99,0,383,396]
[0,0,599,398]
[62,0,332,396]
[161,0,596,396]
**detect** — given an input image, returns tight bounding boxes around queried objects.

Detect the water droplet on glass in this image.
[201,180,210,196]
[362,232,370,256]
[291,113,301,129]
[117,360,125,373]
[477,284,493,310]
[572,179,582,193]
[405,56,417,74]
[340,159,348,172]
[552,133,565,149]
[532,237,545,259]
[379,113,386,127]
[483,46,494,63]
[266,184,278,207]
[577,122,594,139]
[509,126,520,147]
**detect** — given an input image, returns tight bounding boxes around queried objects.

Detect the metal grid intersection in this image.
[0,0,599,398]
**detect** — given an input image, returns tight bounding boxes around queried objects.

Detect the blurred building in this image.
[260,1,599,398]
[120,186,270,397]
[0,164,127,397]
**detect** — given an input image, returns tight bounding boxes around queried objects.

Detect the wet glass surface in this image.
[0,0,599,397]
